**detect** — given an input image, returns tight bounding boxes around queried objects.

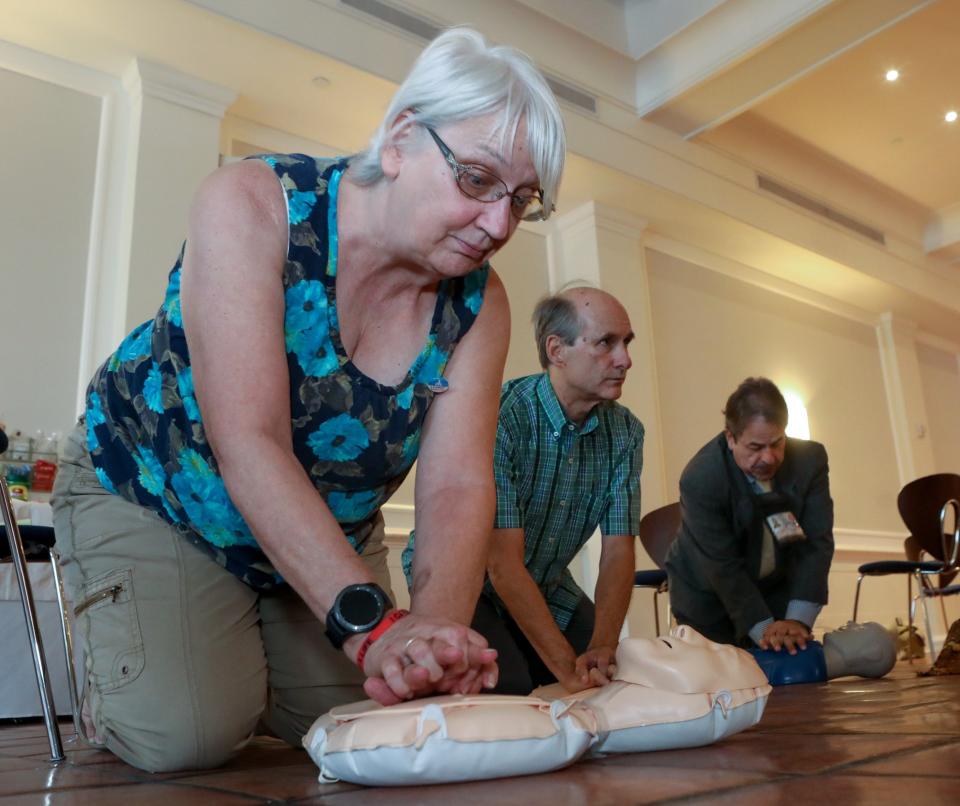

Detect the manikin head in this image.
[615,625,769,693]
[822,621,897,679]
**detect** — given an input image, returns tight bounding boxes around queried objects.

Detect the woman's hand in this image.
[350,614,499,705]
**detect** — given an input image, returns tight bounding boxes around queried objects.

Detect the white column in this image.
[548,202,667,630]
[547,201,667,509]
[119,59,237,331]
[876,312,935,485]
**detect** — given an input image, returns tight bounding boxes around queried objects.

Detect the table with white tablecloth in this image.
[0,497,53,528]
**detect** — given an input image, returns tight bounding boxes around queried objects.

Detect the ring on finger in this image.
[403,637,418,653]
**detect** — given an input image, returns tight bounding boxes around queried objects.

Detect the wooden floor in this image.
[1,661,958,804]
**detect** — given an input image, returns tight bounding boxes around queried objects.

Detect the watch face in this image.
[340,585,385,631]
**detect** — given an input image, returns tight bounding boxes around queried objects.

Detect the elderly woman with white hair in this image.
[51,27,565,772]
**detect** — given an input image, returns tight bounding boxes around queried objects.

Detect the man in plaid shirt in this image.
[475,287,644,694]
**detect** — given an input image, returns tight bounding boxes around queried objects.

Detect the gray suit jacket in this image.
[665,433,834,642]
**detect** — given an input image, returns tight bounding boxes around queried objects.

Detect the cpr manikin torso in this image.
[304,626,771,785]
[749,621,897,685]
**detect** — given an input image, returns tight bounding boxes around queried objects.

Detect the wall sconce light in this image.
[782,390,810,440]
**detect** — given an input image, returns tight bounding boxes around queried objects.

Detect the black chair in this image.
[0,478,81,761]
[905,495,960,657]
[852,473,960,662]
[634,502,681,636]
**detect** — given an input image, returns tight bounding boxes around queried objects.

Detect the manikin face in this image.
[615,625,770,691]
[551,290,634,409]
[725,417,786,482]
[381,112,540,279]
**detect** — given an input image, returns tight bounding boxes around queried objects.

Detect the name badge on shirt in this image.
[755,491,806,544]
[766,510,806,544]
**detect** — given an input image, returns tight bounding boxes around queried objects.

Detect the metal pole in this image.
[49,548,82,740]
[0,477,64,761]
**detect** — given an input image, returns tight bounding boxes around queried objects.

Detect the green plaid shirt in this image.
[487,373,644,630]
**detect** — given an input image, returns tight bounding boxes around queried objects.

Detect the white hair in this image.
[350,27,565,219]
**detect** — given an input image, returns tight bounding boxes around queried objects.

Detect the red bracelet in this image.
[356,609,409,674]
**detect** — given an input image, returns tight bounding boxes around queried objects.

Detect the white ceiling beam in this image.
[513,0,631,57]
[634,0,835,117]
[624,0,727,60]
[642,0,934,138]
[924,203,960,263]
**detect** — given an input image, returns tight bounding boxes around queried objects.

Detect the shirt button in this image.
[559,500,566,507]
[568,457,574,464]
[553,431,559,438]
[568,424,574,431]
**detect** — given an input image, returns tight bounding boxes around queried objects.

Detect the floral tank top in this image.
[85,154,489,590]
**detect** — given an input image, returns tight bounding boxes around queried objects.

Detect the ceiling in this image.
[515,0,959,254]
[3,0,959,294]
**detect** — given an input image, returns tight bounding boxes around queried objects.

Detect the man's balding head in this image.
[531,287,634,421]
[533,287,625,369]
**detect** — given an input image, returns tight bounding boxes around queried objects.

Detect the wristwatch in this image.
[325,582,392,649]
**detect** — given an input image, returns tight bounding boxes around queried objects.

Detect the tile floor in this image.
[1,661,957,804]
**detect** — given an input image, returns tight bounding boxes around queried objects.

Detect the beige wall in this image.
[0,68,99,439]
[646,249,903,532]
[917,341,960,474]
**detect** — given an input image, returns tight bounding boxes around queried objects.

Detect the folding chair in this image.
[633,502,681,636]
[0,477,81,761]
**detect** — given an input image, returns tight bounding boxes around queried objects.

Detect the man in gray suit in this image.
[665,377,834,653]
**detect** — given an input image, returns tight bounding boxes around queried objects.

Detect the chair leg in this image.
[0,478,65,762]
[907,573,915,665]
[49,549,82,740]
[852,574,865,621]
[918,582,937,663]
[652,590,661,636]
[939,595,949,636]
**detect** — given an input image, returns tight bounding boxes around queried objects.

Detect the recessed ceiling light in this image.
[311,75,331,89]
[946,110,958,123]
[885,68,899,82]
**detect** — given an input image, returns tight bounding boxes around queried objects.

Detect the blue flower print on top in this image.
[463,270,484,315]
[87,391,107,429]
[117,323,153,362]
[416,334,450,387]
[326,489,380,525]
[400,431,420,465]
[288,190,318,225]
[95,466,117,494]
[133,446,166,496]
[144,362,164,414]
[308,414,370,462]
[396,383,415,410]
[163,268,182,327]
[285,280,338,377]
[171,449,254,549]
[86,391,107,452]
[177,367,201,422]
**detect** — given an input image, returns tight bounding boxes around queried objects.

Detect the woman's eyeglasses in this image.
[426,126,550,222]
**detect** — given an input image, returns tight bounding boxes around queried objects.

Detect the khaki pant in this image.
[51,423,394,772]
